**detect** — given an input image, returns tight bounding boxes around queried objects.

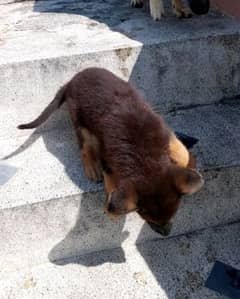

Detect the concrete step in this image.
[1,1,240,141]
[0,101,240,277]
[0,221,239,298]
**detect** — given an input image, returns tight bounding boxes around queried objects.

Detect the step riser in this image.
[0,166,239,277]
[1,34,240,140]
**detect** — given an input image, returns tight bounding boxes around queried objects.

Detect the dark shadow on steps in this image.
[31,0,218,49]
[30,0,237,111]
[3,106,103,193]
[32,0,211,30]
[135,222,240,299]
[36,110,127,267]
[48,192,128,266]
[32,0,147,26]
[4,0,240,291]
[9,0,230,120]
[3,107,128,266]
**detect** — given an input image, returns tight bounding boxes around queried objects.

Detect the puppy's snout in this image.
[148,222,173,236]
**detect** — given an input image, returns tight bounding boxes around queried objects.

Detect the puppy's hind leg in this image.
[77,128,103,182]
[150,0,164,21]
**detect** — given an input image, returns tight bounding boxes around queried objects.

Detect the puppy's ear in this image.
[173,167,204,195]
[169,134,190,168]
[105,188,137,217]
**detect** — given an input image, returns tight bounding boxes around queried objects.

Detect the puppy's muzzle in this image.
[147,221,173,236]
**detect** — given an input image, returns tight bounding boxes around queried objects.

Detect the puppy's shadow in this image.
[43,113,128,265]
[4,106,127,266]
[48,191,128,266]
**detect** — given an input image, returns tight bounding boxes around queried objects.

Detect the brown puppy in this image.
[18,67,203,236]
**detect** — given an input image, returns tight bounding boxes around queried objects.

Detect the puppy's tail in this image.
[18,84,67,130]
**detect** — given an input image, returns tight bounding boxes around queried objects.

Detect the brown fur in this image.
[18,67,203,233]
[80,128,102,182]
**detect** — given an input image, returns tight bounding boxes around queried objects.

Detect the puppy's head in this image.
[105,165,203,236]
[136,165,203,235]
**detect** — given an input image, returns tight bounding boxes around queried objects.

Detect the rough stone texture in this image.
[1,1,240,141]
[1,0,240,284]
[1,101,240,209]
[0,221,239,298]
[166,99,240,169]
[0,102,239,276]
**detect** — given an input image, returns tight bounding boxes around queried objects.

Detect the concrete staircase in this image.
[0,0,240,298]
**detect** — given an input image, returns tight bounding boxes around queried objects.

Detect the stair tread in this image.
[1,0,240,65]
[0,101,239,210]
[0,221,239,299]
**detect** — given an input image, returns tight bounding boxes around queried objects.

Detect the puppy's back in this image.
[66,68,147,131]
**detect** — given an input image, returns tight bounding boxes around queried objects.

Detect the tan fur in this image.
[172,0,191,18]
[18,67,203,234]
[103,171,117,195]
[174,168,204,195]
[103,168,138,218]
[104,177,138,218]
[169,133,190,168]
[80,128,102,182]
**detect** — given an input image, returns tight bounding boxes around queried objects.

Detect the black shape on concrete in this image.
[205,260,240,299]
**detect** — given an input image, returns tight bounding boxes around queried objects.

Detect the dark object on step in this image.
[205,261,240,299]
[175,132,199,149]
[188,0,210,15]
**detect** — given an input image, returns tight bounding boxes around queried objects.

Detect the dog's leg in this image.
[149,0,164,20]
[172,0,192,18]
[131,0,143,8]
[77,128,103,182]
[103,171,117,195]
[103,171,119,218]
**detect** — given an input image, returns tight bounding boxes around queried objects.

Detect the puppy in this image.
[18,67,203,236]
[131,0,210,21]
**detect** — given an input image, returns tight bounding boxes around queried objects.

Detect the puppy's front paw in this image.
[150,0,164,21]
[131,0,143,8]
